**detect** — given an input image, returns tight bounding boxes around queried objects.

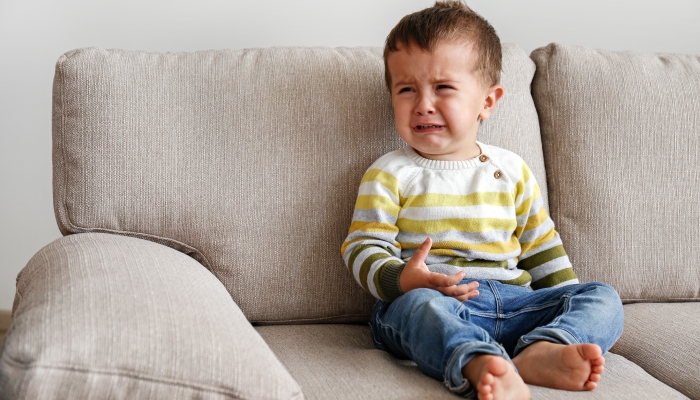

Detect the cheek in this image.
[441,103,476,126]
[393,103,412,124]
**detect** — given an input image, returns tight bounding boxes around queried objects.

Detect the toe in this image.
[481,372,495,386]
[477,380,492,393]
[591,355,606,366]
[580,344,603,360]
[487,356,509,377]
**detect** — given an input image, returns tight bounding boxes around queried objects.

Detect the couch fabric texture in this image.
[50,44,546,324]
[0,233,302,399]
[257,324,689,400]
[532,44,700,303]
[1,43,698,399]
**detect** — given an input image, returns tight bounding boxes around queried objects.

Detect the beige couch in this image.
[1,43,699,399]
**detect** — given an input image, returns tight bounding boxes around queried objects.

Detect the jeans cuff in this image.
[513,327,579,357]
[444,341,512,397]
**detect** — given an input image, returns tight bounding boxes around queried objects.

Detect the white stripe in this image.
[400,249,522,266]
[399,205,514,221]
[358,181,399,204]
[351,246,384,284]
[366,256,403,299]
[527,256,571,281]
[448,267,525,281]
[344,240,401,268]
[551,278,579,288]
[405,180,514,196]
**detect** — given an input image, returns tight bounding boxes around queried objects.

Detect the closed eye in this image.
[436,84,454,90]
[397,87,414,94]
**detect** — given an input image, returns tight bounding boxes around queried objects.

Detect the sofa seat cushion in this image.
[52,44,546,324]
[256,324,687,399]
[531,44,700,302]
[0,233,302,399]
[611,303,700,399]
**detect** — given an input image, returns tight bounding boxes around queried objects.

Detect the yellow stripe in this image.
[524,206,549,230]
[397,218,516,234]
[340,238,360,257]
[404,192,514,208]
[360,169,399,192]
[521,162,532,185]
[519,227,557,255]
[355,195,400,217]
[436,238,520,254]
[515,205,548,239]
[429,248,461,257]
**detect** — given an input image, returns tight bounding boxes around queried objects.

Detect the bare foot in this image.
[513,341,605,391]
[462,355,530,400]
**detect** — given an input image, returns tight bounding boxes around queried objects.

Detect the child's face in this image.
[386,41,503,161]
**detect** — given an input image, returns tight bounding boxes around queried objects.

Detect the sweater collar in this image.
[404,141,490,170]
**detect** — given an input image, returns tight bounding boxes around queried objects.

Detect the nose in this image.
[414,94,435,115]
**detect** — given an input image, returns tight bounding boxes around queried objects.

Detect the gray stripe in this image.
[351,208,398,224]
[402,248,522,264]
[518,217,555,243]
[426,265,527,282]
[524,195,545,217]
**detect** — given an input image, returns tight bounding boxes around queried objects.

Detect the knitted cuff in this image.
[378,262,405,302]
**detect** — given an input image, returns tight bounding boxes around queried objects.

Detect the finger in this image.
[427,270,466,288]
[436,282,480,299]
[452,290,480,302]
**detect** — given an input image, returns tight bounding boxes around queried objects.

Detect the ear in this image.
[478,84,505,121]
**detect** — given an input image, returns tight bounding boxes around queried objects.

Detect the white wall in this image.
[1,0,698,310]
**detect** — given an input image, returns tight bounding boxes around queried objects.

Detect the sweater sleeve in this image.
[513,162,579,289]
[341,168,406,302]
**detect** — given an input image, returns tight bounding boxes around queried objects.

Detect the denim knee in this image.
[589,282,624,334]
[566,281,624,351]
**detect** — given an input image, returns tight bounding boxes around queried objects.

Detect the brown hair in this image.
[383,0,501,90]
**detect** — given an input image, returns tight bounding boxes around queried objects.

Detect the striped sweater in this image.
[341,143,578,302]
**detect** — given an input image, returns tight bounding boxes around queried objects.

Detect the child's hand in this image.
[399,237,479,301]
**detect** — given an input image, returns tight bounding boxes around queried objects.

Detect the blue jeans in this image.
[370,280,624,397]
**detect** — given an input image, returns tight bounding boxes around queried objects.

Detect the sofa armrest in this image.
[0,233,303,399]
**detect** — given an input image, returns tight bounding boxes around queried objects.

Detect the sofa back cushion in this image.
[53,45,545,323]
[531,44,700,302]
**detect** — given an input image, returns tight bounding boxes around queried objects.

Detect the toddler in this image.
[341,1,624,399]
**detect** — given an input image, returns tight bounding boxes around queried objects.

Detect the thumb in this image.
[408,237,432,267]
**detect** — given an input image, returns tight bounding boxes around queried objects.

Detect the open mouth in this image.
[415,124,443,130]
